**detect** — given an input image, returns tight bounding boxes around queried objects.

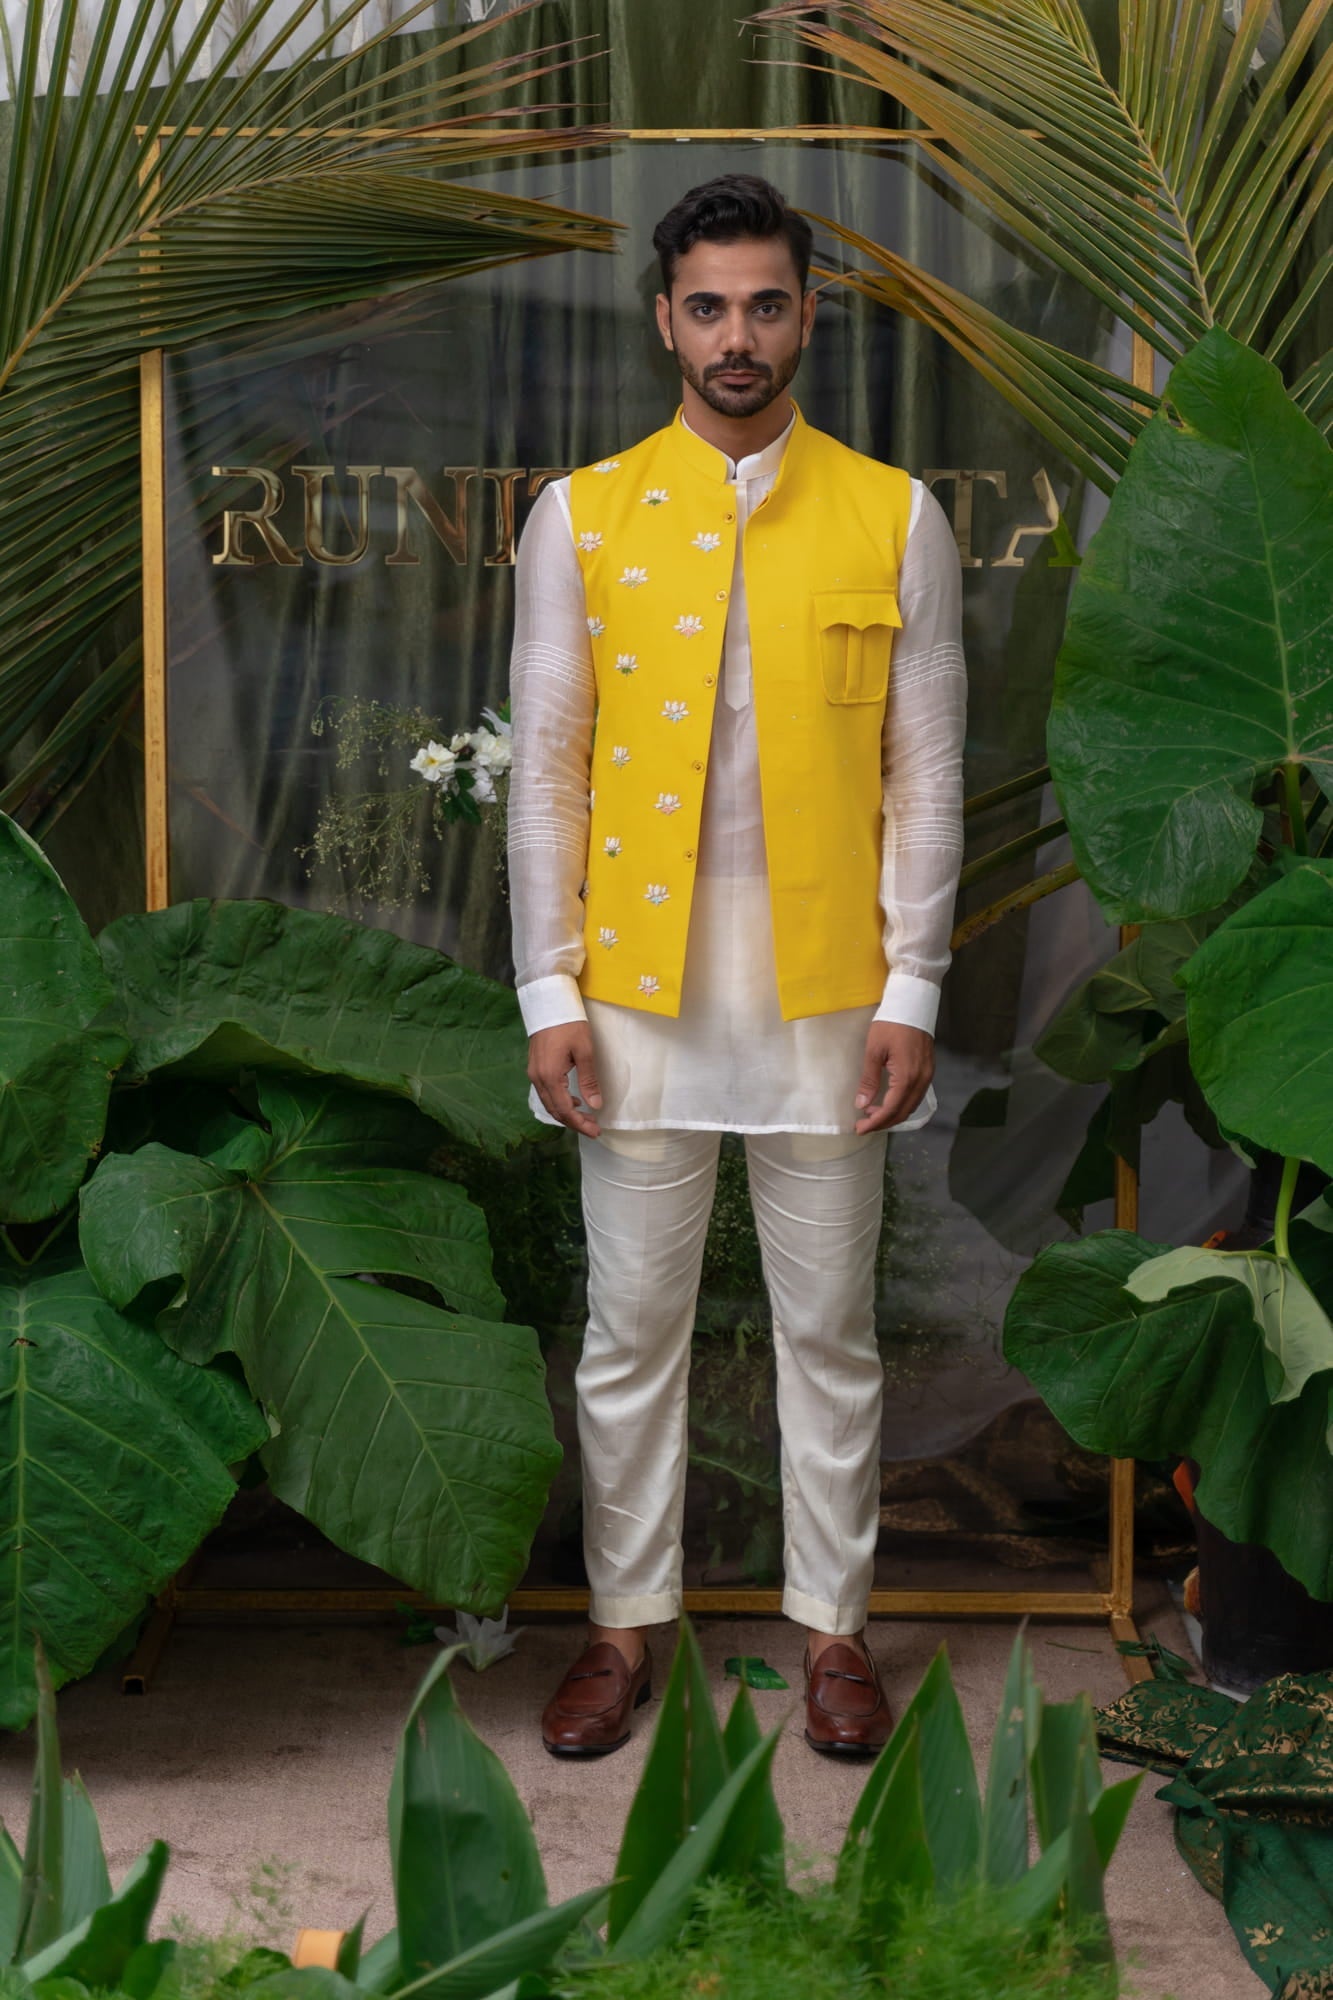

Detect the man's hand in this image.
[854,1022,934,1135]
[528,1022,603,1138]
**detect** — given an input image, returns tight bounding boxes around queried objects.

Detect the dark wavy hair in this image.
[652,174,813,295]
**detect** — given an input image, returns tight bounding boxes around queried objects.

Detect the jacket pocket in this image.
[813,589,902,703]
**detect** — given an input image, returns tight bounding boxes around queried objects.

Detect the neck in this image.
[679,381,795,463]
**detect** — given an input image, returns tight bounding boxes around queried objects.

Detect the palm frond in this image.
[754,0,1333,483]
[1,0,619,825]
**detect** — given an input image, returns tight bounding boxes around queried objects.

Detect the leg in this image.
[575,1125,720,1635]
[745,1128,893,1751]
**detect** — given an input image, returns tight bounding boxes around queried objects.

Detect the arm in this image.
[855,481,968,1133]
[507,482,604,1134]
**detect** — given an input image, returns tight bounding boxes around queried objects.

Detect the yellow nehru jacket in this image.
[571,401,913,1021]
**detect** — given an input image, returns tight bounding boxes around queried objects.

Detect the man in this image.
[507,174,966,1758]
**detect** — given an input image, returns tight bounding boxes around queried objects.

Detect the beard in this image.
[671,330,803,418]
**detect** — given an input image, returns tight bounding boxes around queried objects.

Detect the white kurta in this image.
[507,410,967,1135]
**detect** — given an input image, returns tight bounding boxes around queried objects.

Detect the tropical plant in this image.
[0,1622,1136,2000]
[758,0,1331,939]
[1003,326,1333,1598]
[0,805,557,1728]
[0,0,616,839]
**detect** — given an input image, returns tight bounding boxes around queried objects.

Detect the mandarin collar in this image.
[671,400,803,486]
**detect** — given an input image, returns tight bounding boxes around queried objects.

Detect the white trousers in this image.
[575,1125,889,1634]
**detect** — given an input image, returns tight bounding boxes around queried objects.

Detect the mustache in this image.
[705,358,771,379]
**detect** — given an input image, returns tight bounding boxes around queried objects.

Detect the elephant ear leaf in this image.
[0,814,129,1222]
[1048,327,1333,924]
[1180,857,1333,1177]
[79,1075,559,1614]
[0,1261,266,1730]
[97,899,532,1154]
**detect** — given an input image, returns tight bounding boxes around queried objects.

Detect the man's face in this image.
[655,235,815,419]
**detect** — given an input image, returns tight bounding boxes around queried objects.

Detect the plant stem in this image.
[1282,762,1309,855]
[1274,1154,1301,1263]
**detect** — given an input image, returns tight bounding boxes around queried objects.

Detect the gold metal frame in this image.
[134,127,1148,1690]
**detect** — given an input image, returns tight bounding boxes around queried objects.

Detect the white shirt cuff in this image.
[517,973,588,1036]
[873,971,941,1037]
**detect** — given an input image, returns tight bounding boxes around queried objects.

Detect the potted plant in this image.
[1002,324,1333,1687]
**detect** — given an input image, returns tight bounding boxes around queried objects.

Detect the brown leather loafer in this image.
[541,1641,652,1757]
[804,1639,893,1758]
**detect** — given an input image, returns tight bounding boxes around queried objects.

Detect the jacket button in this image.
[703,673,715,687]
[684,849,695,861]
[723,511,735,522]
[715,589,728,601]
[691,759,704,771]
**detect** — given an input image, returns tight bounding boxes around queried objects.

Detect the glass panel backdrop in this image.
[159,137,1245,1597]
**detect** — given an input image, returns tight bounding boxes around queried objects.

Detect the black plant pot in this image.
[1196,1506,1333,1694]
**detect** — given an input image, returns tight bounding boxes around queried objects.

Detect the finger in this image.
[853,1051,887,1113]
[575,1057,604,1111]
[541,1068,601,1138]
[855,1067,924,1135]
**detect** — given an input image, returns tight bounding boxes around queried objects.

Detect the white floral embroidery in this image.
[603,835,622,857]
[655,792,682,815]
[598,927,618,948]
[641,488,670,507]
[644,882,670,905]
[674,614,704,637]
[638,974,660,997]
[587,615,605,637]
[576,530,603,552]
[691,531,722,553]
[592,459,620,474]
[662,700,690,723]
[619,565,649,588]
[611,745,631,768]
[614,653,638,675]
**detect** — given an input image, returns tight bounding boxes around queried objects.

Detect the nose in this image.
[721,308,757,352]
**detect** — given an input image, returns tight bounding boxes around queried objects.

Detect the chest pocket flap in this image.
[813,589,902,704]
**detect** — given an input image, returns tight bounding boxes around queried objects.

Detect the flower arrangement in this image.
[299,695,510,913]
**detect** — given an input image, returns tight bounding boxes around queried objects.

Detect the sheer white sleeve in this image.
[506,480,595,1035]
[873,480,968,1037]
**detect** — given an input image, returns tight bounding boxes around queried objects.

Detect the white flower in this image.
[619,565,649,588]
[598,927,618,948]
[592,458,620,474]
[644,882,670,905]
[655,792,682,815]
[409,740,457,785]
[662,700,690,723]
[469,728,511,776]
[577,530,603,552]
[641,488,670,507]
[691,531,722,553]
[448,730,471,755]
[614,653,638,675]
[587,615,605,637]
[638,974,660,997]
[674,614,704,637]
[480,705,511,739]
[604,835,622,857]
[470,766,497,805]
[611,745,631,768]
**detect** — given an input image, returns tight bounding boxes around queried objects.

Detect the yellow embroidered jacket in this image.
[571,402,913,1021]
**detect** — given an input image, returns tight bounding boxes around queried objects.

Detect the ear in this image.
[655,292,674,351]
[800,288,817,348]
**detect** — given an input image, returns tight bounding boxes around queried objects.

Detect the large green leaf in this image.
[389,1889,607,2000]
[1181,857,1333,1174]
[844,1723,934,1948]
[1128,1243,1333,1404]
[1004,1229,1333,1599]
[1047,329,1333,923]
[608,1623,730,1944]
[79,1076,558,1611]
[23,1844,167,1987]
[840,1646,981,1895]
[97,900,534,1154]
[980,1633,1031,1890]
[391,1648,546,1984]
[0,816,128,1222]
[0,1262,265,1729]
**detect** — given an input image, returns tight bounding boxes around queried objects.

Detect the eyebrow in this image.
[680,287,794,305]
